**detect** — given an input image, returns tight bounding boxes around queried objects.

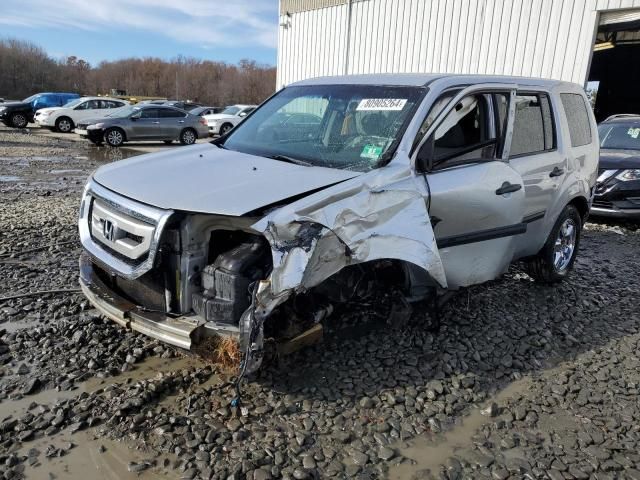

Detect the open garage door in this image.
[588,9,640,122]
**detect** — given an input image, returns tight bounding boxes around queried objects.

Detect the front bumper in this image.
[80,251,208,349]
[208,124,221,135]
[592,180,640,219]
[77,128,104,142]
[34,116,55,127]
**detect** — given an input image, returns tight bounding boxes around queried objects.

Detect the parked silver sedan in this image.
[76,104,209,147]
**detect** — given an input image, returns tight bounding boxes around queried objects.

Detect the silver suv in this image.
[78,74,598,372]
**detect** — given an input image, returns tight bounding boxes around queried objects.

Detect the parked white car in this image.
[204,104,257,136]
[34,97,129,133]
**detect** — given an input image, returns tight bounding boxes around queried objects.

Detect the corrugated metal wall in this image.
[277,0,640,87]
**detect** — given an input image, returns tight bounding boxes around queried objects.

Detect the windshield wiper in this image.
[266,154,312,167]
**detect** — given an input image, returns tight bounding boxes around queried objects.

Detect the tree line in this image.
[0,38,277,106]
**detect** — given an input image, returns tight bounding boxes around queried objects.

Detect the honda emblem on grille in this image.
[103,219,116,242]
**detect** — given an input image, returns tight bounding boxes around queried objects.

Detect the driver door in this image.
[415,85,527,288]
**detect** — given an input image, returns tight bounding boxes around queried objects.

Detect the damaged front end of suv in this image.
[78,80,448,374]
[78,157,447,374]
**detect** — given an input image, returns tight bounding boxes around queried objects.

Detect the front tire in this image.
[219,123,233,136]
[104,128,125,147]
[179,128,197,145]
[10,113,28,128]
[526,205,582,283]
[55,116,74,133]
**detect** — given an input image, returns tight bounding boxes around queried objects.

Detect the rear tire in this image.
[526,205,582,283]
[104,128,125,147]
[55,116,74,133]
[10,113,28,128]
[179,128,197,145]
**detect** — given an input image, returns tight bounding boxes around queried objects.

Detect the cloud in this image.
[0,0,278,50]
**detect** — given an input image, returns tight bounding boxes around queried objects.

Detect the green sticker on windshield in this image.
[361,144,383,159]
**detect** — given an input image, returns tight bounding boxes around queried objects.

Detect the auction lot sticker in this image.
[357,98,407,111]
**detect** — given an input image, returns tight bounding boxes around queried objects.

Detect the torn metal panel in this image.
[254,162,447,302]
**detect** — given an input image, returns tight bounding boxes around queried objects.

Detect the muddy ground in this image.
[1,125,639,480]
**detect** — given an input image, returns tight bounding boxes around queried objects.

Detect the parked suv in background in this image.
[78,74,598,373]
[204,104,257,135]
[34,96,129,133]
[0,92,79,128]
[592,114,640,218]
[76,104,208,146]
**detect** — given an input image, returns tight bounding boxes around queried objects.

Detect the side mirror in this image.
[130,113,140,121]
[239,112,247,117]
[416,134,435,172]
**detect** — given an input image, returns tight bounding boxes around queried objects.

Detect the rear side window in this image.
[160,109,187,118]
[510,93,555,157]
[560,93,592,147]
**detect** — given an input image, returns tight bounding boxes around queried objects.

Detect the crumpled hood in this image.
[93,143,361,216]
[599,149,640,170]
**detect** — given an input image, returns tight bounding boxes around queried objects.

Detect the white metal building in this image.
[277,0,640,120]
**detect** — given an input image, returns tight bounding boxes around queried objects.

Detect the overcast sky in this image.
[0,0,278,66]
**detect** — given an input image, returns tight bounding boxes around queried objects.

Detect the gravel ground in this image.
[1,126,639,480]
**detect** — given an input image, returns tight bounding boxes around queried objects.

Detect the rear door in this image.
[159,108,188,138]
[507,91,565,257]
[413,85,527,288]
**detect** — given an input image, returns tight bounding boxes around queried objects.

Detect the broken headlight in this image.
[615,169,640,181]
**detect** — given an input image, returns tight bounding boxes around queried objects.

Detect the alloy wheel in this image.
[58,119,72,132]
[12,114,27,128]
[107,130,123,146]
[553,218,577,272]
[182,130,196,144]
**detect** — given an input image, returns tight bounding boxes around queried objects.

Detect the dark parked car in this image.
[75,104,208,147]
[592,115,640,219]
[0,92,80,128]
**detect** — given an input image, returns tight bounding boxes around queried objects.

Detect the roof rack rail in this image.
[604,113,640,122]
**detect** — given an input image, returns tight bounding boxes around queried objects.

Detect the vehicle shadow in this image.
[251,227,639,413]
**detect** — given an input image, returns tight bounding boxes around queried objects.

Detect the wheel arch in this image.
[567,195,590,224]
[105,126,127,141]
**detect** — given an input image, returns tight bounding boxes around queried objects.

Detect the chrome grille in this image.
[90,199,154,260]
[79,180,173,280]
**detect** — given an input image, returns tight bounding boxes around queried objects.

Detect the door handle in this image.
[495,182,522,195]
[178,120,185,123]
[152,121,160,124]
[549,166,565,177]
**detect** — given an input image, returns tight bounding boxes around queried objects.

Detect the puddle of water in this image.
[49,169,83,174]
[16,431,173,480]
[389,377,532,480]
[0,355,204,421]
[77,147,141,163]
[0,175,21,182]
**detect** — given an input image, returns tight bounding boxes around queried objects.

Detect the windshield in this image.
[221,106,241,115]
[599,123,640,150]
[22,94,41,103]
[64,98,84,108]
[222,85,425,172]
[106,105,140,118]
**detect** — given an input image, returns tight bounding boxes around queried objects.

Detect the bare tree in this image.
[0,37,276,106]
